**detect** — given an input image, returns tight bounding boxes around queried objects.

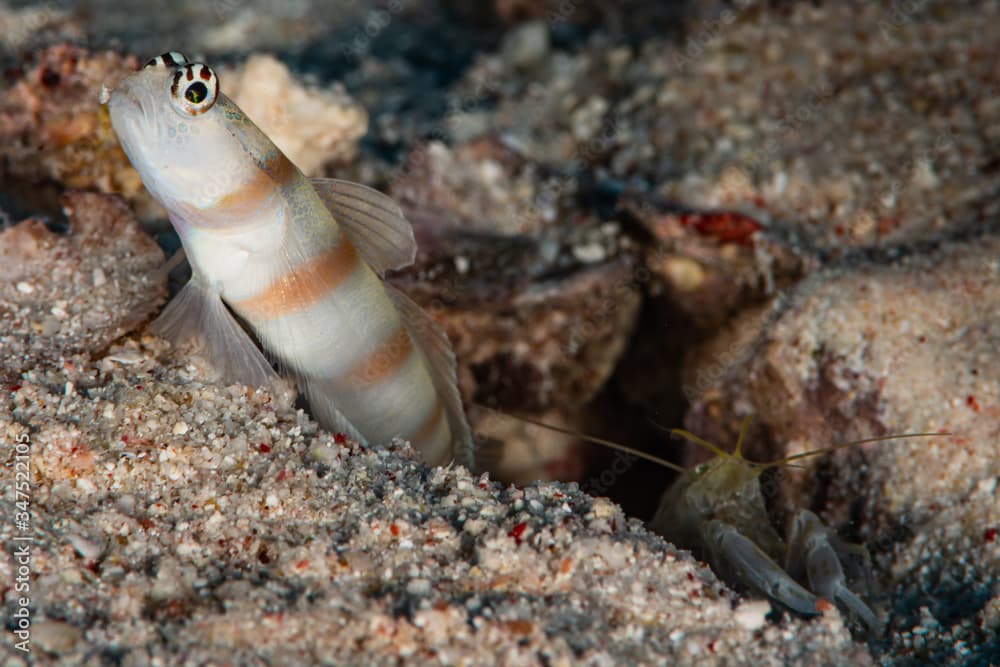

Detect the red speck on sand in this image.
[679,211,762,246]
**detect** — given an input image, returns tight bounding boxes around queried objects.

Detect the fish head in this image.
[107,51,258,219]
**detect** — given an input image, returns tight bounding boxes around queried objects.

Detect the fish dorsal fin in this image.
[385,285,475,469]
[310,178,416,276]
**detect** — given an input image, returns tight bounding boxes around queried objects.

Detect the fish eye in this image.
[169,63,219,116]
[185,81,208,104]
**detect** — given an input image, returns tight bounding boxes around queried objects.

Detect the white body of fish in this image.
[106,52,472,467]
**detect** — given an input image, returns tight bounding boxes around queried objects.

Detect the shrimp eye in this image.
[169,63,219,116]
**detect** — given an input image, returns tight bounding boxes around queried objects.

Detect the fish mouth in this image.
[107,80,143,118]
[106,78,163,178]
[117,88,142,110]
[107,80,154,147]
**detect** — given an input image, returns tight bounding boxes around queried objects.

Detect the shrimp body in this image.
[485,410,940,631]
[649,420,885,630]
[653,456,787,579]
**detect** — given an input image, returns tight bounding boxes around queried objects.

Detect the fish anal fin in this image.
[300,376,369,446]
[385,285,474,469]
[150,277,286,394]
[310,178,416,276]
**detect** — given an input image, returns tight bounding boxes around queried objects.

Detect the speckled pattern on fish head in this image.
[106,51,288,238]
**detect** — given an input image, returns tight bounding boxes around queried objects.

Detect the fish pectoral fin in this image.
[310,178,416,276]
[150,276,284,391]
[385,285,475,469]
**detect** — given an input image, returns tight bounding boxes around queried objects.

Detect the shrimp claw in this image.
[704,519,823,617]
[785,509,881,631]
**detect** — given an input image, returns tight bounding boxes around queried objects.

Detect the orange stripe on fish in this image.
[212,151,296,216]
[260,151,297,182]
[338,325,413,388]
[234,239,358,320]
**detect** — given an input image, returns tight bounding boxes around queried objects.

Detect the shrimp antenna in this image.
[761,431,949,468]
[734,414,752,457]
[475,405,687,474]
[648,418,732,460]
[655,415,949,472]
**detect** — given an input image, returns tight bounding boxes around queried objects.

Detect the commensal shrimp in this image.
[104,52,472,467]
[508,411,942,632]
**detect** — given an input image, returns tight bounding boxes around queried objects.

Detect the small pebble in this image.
[104,348,145,364]
[406,578,432,596]
[32,620,83,656]
[501,20,550,69]
[734,600,771,631]
[67,533,104,562]
[572,242,606,264]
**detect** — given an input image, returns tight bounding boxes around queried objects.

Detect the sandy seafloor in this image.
[1,1,999,665]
